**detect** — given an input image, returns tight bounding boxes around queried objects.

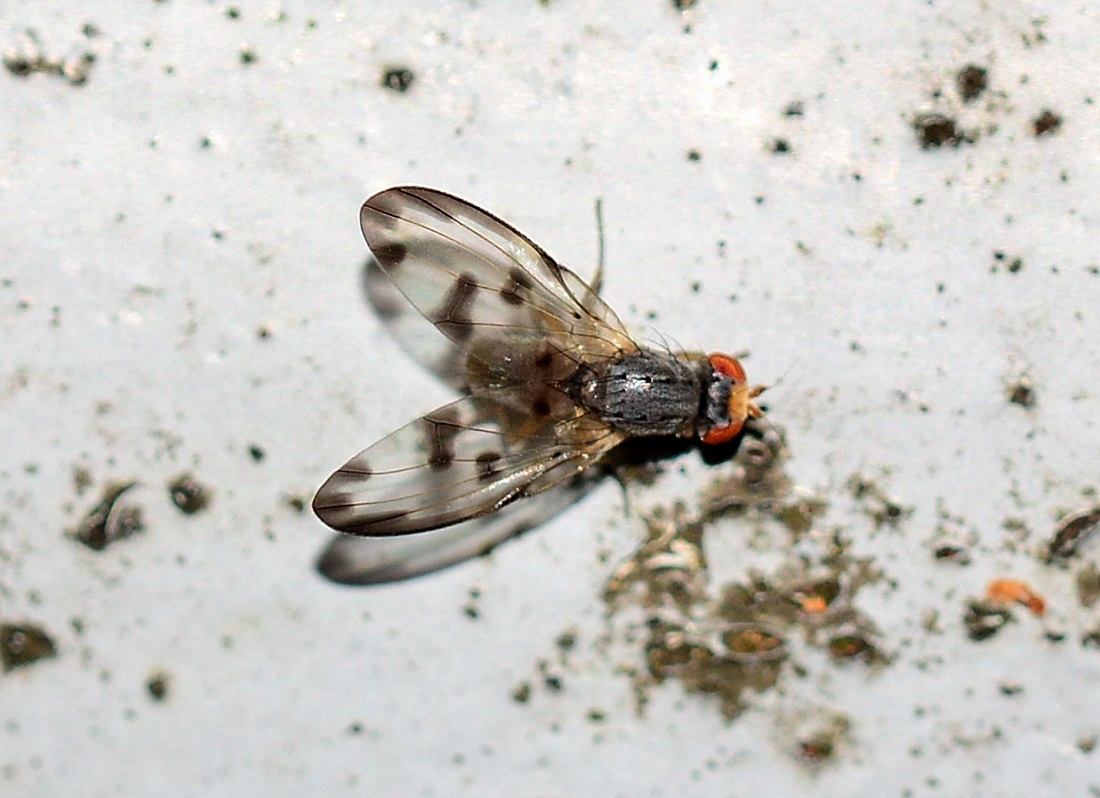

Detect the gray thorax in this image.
[568,350,710,438]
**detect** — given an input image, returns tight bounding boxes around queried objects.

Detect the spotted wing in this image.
[361,186,639,385]
[361,255,467,391]
[312,392,625,537]
[316,467,604,584]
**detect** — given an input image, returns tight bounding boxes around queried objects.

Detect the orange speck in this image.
[987,578,1046,616]
[802,596,828,614]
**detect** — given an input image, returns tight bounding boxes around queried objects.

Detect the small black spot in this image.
[433,273,478,341]
[771,137,791,154]
[380,66,415,93]
[500,267,534,306]
[475,451,503,480]
[532,397,552,417]
[249,445,265,462]
[373,242,408,268]
[956,64,988,102]
[534,351,555,370]
[1032,109,1062,137]
[4,56,32,77]
[1008,381,1035,408]
[913,113,967,149]
[686,149,702,162]
[147,672,170,701]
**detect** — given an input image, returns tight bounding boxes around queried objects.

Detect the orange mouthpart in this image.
[702,354,766,446]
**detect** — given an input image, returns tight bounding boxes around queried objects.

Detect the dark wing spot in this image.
[373,242,408,268]
[500,267,534,306]
[475,451,503,481]
[423,408,462,470]
[432,272,479,341]
[532,396,552,417]
[534,351,555,370]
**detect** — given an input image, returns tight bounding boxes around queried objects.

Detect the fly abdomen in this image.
[571,350,706,437]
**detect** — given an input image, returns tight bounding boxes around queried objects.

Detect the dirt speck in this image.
[1006,377,1036,408]
[779,709,852,767]
[1032,109,1062,137]
[1077,563,1100,608]
[846,475,909,528]
[168,473,212,515]
[986,578,1045,616]
[600,423,887,719]
[913,113,969,149]
[72,465,93,495]
[1045,506,1100,562]
[1,622,58,672]
[956,64,989,102]
[283,493,308,512]
[4,30,96,86]
[380,66,415,93]
[146,671,170,702]
[963,600,1013,642]
[511,681,532,704]
[72,481,143,551]
[991,251,1024,274]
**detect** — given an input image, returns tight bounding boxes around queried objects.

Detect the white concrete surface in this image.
[2,1,1098,796]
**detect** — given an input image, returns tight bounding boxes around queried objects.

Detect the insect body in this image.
[313,186,763,577]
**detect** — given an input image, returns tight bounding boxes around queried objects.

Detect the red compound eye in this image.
[702,354,750,446]
[708,353,746,383]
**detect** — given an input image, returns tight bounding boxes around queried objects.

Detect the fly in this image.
[313,186,765,581]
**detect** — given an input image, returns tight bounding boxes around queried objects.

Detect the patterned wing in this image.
[312,392,625,537]
[316,467,604,584]
[362,255,467,391]
[361,186,639,384]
